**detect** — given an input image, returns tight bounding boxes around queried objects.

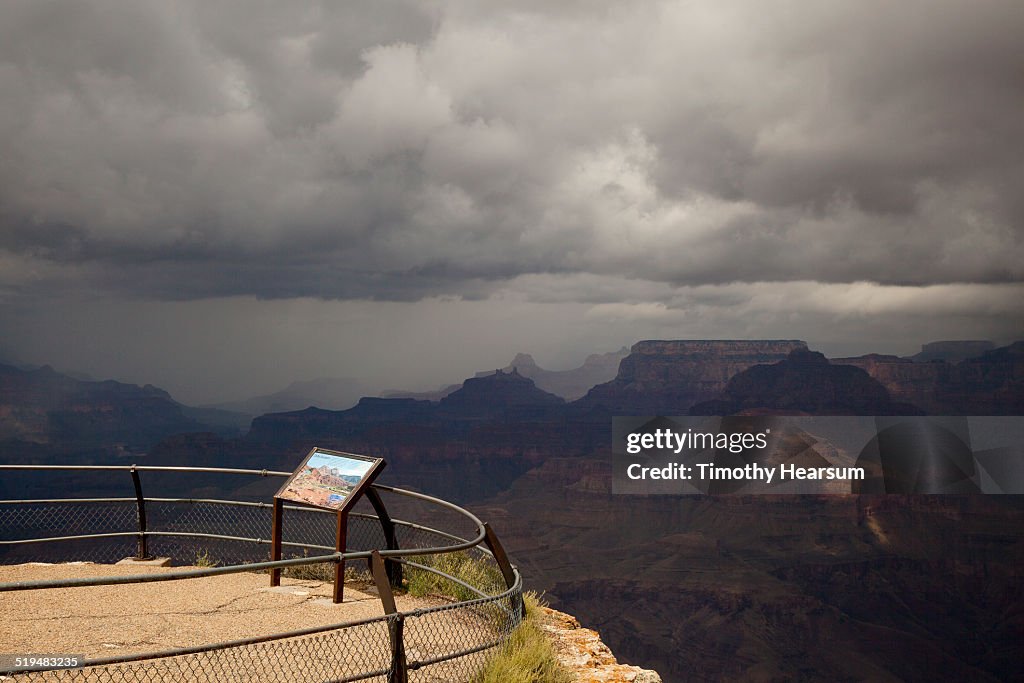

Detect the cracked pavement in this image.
[0,562,434,658]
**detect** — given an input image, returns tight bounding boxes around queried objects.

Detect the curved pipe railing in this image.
[0,464,524,681]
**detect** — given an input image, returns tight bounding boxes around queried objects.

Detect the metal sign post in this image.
[270,447,386,603]
[333,508,348,603]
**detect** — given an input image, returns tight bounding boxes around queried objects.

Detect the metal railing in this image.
[0,464,524,682]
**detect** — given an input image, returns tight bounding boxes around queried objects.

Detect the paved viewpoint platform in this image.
[0,562,433,659]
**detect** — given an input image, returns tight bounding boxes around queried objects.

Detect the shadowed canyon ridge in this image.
[1,339,1022,681]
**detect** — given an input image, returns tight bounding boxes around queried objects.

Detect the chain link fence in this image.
[0,501,137,564]
[1,584,522,683]
[0,466,524,683]
[0,489,480,567]
[6,617,396,683]
[405,590,522,682]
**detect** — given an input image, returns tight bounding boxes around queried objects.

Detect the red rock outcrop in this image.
[691,349,920,415]
[574,340,807,414]
[541,606,662,682]
[833,341,1024,414]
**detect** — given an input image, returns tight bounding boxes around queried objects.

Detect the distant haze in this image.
[1,1,1022,404]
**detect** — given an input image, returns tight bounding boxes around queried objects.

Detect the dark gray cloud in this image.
[1,0,1022,400]
[2,0,1022,295]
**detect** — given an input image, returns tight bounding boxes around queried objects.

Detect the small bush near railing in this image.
[282,562,371,584]
[273,549,373,584]
[405,550,505,602]
[193,548,219,568]
[474,593,572,683]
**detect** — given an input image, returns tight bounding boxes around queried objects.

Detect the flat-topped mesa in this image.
[574,340,807,415]
[912,340,995,363]
[629,339,808,355]
[621,339,808,378]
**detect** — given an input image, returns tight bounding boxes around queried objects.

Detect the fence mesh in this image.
[0,502,137,564]
[5,618,395,682]
[0,480,523,683]
[0,499,461,566]
[1,586,523,683]
[405,591,522,683]
[0,502,137,541]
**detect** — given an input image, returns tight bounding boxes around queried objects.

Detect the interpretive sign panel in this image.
[276,448,384,512]
[270,448,386,601]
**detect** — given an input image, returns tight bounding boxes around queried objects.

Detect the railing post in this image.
[365,486,403,587]
[129,465,149,560]
[269,497,283,586]
[369,550,407,683]
[483,523,523,621]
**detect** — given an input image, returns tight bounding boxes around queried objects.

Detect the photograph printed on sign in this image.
[278,450,377,510]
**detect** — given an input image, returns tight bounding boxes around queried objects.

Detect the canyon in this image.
[1,339,1022,681]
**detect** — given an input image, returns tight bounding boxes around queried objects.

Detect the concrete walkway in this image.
[0,562,430,659]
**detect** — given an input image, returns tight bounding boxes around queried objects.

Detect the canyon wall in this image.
[834,341,1024,414]
[691,348,920,415]
[575,340,807,414]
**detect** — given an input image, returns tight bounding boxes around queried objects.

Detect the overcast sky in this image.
[1,0,1022,404]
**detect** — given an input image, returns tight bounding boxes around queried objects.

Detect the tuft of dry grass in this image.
[275,549,372,584]
[474,592,573,683]
[404,550,505,603]
[193,548,219,567]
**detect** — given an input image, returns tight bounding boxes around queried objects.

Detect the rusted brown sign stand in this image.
[270,447,385,603]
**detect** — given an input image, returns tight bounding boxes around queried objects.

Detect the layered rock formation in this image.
[244,371,576,501]
[833,341,1024,414]
[574,340,807,415]
[480,457,1024,682]
[0,363,206,457]
[911,340,995,362]
[691,348,921,415]
[541,606,662,683]
[828,354,942,411]
[9,338,1023,682]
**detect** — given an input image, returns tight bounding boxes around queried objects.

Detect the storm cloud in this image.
[1,0,1022,401]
